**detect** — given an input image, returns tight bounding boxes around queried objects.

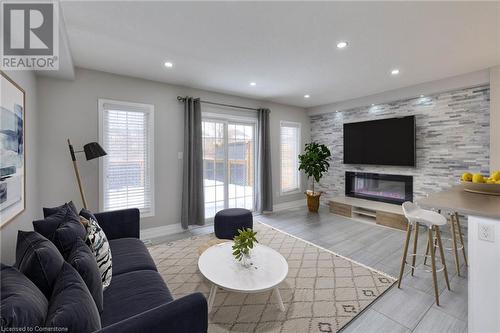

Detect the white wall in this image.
[490,66,500,171]
[36,68,310,230]
[1,71,40,264]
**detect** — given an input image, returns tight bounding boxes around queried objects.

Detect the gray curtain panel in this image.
[181,97,205,229]
[255,108,273,213]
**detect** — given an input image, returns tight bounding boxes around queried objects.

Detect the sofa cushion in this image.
[45,262,101,332]
[66,237,104,313]
[33,203,85,243]
[109,238,157,276]
[43,201,78,218]
[15,231,65,299]
[101,270,173,327]
[0,264,48,328]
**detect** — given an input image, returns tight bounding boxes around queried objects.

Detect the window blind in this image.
[99,100,154,217]
[280,121,301,193]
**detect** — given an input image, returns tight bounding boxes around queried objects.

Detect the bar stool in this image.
[424,211,468,276]
[398,202,451,306]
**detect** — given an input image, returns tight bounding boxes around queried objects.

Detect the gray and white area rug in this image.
[148,221,396,332]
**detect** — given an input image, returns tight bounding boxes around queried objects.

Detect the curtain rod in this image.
[177,96,259,111]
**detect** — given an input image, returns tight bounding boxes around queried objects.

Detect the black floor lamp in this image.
[67,139,107,209]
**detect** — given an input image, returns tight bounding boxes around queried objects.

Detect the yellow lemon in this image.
[461,172,473,182]
[472,173,485,183]
[491,171,500,181]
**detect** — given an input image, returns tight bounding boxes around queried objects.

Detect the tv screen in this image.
[343,116,416,166]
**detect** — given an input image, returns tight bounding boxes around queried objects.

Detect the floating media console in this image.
[345,171,413,205]
[329,196,408,230]
[328,172,413,230]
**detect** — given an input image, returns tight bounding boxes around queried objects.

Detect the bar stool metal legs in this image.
[411,222,419,276]
[425,212,468,276]
[398,223,451,306]
[453,212,468,268]
[434,226,451,291]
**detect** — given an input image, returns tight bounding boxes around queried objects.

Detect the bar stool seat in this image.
[398,202,451,306]
[404,208,447,228]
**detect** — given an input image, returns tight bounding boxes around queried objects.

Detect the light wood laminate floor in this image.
[149,205,468,333]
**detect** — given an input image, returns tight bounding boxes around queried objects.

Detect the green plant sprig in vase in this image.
[232,228,258,267]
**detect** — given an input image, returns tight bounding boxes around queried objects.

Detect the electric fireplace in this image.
[345,172,413,205]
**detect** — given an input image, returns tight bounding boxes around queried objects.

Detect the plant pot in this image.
[305,190,321,212]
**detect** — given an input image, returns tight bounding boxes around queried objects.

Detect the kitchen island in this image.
[418,185,500,333]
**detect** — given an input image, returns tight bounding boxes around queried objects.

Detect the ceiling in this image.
[57,1,500,108]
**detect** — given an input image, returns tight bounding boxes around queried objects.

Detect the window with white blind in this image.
[98,99,154,217]
[280,121,301,194]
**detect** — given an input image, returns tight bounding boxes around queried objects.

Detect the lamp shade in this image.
[83,142,107,160]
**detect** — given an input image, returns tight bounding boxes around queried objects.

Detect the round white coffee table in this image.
[198,242,288,312]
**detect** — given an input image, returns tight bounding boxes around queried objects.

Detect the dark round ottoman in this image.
[214,208,253,240]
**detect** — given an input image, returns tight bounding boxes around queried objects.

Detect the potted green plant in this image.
[298,142,331,212]
[232,228,258,267]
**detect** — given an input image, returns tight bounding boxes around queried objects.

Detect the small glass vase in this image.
[240,252,252,268]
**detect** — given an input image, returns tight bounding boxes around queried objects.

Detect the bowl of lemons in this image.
[460,171,500,195]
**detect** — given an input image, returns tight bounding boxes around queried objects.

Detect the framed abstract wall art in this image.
[0,71,25,227]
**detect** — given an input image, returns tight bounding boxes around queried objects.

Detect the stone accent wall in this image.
[310,85,490,202]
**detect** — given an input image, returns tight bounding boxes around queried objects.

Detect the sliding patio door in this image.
[202,117,255,219]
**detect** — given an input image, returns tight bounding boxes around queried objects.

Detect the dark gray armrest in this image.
[94,208,140,240]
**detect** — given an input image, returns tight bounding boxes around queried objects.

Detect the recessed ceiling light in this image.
[164,61,173,68]
[336,41,348,49]
[249,82,257,86]
[304,94,310,99]
[391,69,400,75]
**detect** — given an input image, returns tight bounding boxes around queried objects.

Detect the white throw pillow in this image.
[82,216,112,289]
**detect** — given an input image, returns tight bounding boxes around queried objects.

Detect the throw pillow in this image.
[42,201,78,218]
[45,262,101,332]
[1,264,49,329]
[79,215,90,228]
[79,208,98,223]
[66,237,104,313]
[51,208,87,258]
[85,215,113,289]
[33,203,84,241]
[15,231,65,299]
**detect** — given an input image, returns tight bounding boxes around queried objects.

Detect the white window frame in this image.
[98,98,155,217]
[280,120,302,195]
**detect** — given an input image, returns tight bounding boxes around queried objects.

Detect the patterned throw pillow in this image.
[82,216,112,289]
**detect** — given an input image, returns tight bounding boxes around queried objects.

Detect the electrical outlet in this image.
[478,223,495,242]
[178,152,183,160]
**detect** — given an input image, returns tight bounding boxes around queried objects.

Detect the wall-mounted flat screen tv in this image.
[343,116,416,166]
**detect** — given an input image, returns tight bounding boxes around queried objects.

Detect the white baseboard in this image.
[272,199,305,212]
[141,201,304,241]
[140,221,215,242]
[140,223,184,241]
